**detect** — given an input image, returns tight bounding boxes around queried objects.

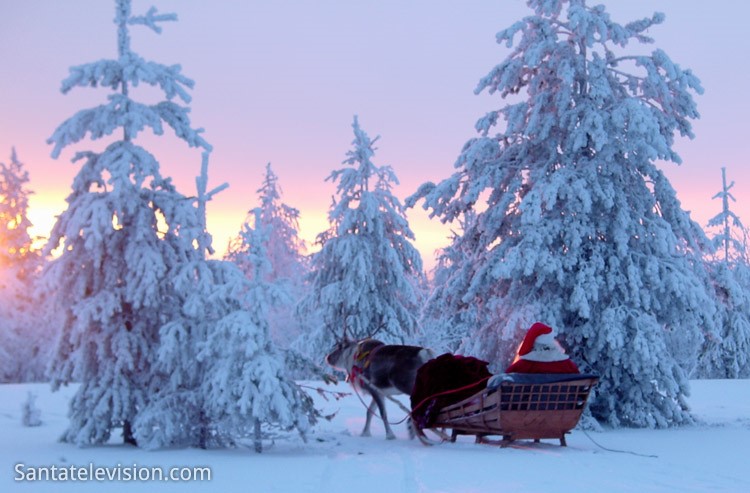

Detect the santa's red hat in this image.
[517,322,555,356]
[519,322,569,362]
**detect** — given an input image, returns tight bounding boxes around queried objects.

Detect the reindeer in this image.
[326,337,434,439]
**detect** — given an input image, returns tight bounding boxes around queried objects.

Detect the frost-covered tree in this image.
[226,163,309,347]
[135,158,316,451]
[408,0,715,427]
[21,392,43,427]
[0,148,44,382]
[201,208,314,451]
[300,116,424,354]
[228,163,308,282]
[136,252,316,451]
[698,168,750,378]
[0,148,36,274]
[699,262,750,379]
[707,168,748,265]
[131,152,225,449]
[43,0,212,445]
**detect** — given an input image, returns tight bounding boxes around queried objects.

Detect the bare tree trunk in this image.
[199,409,208,450]
[253,419,262,453]
[123,420,137,446]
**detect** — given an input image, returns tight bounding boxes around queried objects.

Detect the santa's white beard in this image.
[520,342,569,362]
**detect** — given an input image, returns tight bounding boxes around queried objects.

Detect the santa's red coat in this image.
[505,358,579,374]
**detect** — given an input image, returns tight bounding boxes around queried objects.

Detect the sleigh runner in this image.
[412,372,599,447]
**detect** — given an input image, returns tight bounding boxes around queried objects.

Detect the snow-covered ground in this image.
[2,379,749,492]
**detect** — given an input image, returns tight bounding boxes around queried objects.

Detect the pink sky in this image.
[1,0,748,270]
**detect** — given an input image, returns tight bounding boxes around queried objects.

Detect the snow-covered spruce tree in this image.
[698,168,750,378]
[131,152,223,449]
[300,116,424,355]
[700,262,750,378]
[134,156,316,451]
[0,148,44,382]
[226,163,309,347]
[0,148,37,276]
[707,168,748,265]
[408,0,716,427]
[201,207,315,452]
[43,0,212,445]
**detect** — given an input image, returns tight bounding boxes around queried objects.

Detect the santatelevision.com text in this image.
[14,463,212,482]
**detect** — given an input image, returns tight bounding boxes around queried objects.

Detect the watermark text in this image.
[14,463,212,482]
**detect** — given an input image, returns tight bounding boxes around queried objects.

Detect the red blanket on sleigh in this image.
[410,353,492,429]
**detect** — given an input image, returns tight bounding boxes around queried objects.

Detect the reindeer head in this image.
[325,337,356,372]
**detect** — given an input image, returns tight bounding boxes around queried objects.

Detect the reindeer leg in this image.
[370,391,396,440]
[361,398,376,437]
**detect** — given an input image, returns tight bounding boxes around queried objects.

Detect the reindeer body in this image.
[326,339,434,439]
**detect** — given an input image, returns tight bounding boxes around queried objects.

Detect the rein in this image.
[347,342,415,425]
[348,370,414,426]
[409,375,492,418]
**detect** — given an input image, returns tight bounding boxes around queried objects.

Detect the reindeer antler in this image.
[341,310,350,342]
[367,319,388,340]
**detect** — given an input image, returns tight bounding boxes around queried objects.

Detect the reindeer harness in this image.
[348,339,385,386]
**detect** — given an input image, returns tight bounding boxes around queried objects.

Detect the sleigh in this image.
[412,373,599,447]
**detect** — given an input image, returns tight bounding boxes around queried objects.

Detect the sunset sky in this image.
[1,0,748,270]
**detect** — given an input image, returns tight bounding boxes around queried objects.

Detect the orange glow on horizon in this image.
[206,200,453,271]
[23,167,737,275]
[25,192,451,268]
[27,198,64,250]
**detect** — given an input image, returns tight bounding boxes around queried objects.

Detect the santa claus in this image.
[505,322,579,374]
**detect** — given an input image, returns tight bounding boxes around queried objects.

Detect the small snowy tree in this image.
[135,257,316,451]
[300,116,424,354]
[698,168,750,378]
[44,0,211,445]
[228,163,308,282]
[408,0,715,427]
[0,148,36,274]
[135,157,316,451]
[226,163,309,347]
[21,392,42,427]
[700,262,750,379]
[0,148,44,382]
[202,209,314,451]
[130,152,224,449]
[707,168,748,265]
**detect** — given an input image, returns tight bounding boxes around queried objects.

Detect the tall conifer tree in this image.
[44,0,211,445]
[698,168,750,378]
[409,0,714,427]
[226,163,309,347]
[0,148,41,381]
[301,116,424,354]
